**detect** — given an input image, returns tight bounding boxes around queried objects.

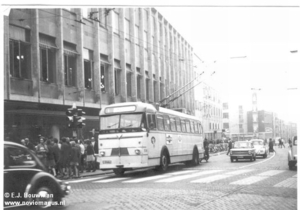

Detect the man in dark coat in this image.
[203,138,209,162]
[24,138,35,151]
[227,138,233,155]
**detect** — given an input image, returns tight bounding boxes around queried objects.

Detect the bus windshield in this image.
[100,113,144,133]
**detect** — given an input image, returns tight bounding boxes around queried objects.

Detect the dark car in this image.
[230,141,256,162]
[4,141,70,208]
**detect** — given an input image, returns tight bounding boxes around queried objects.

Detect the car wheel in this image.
[254,155,256,161]
[34,186,54,208]
[191,148,200,166]
[289,161,295,170]
[230,157,234,162]
[250,156,253,162]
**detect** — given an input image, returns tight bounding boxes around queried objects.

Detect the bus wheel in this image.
[191,149,199,166]
[159,151,169,172]
[113,168,125,176]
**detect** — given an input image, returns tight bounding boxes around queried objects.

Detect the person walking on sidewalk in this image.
[79,140,85,173]
[70,141,81,178]
[85,139,96,172]
[227,138,233,156]
[269,138,274,153]
[203,138,209,162]
[46,139,56,176]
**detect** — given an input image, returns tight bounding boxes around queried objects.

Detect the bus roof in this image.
[99,102,200,121]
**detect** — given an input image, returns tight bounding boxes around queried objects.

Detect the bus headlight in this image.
[100,151,106,156]
[135,149,141,155]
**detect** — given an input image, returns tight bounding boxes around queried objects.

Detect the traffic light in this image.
[66,104,77,128]
[76,109,86,128]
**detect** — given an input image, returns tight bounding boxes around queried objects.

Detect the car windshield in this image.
[252,141,263,146]
[100,114,143,130]
[234,142,251,148]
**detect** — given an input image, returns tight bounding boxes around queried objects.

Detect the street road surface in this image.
[10,145,297,210]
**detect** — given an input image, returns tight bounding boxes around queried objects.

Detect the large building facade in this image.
[4,8,195,143]
[222,102,248,141]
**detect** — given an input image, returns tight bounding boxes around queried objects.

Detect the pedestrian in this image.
[227,138,233,155]
[70,141,81,178]
[36,137,48,167]
[203,138,209,162]
[281,138,285,148]
[79,140,85,173]
[269,138,274,153]
[288,138,292,148]
[59,137,71,179]
[24,138,35,151]
[278,138,282,148]
[53,138,61,176]
[85,139,96,172]
[46,139,56,176]
[20,139,26,146]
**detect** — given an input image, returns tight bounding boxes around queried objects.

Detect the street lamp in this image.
[251,88,262,138]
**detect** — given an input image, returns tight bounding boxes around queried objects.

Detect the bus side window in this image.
[164,115,170,131]
[199,123,203,134]
[194,122,199,133]
[186,120,191,133]
[190,121,195,133]
[170,117,176,132]
[157,115,164,131]
[181,120,186,132]
[176,118,181,132]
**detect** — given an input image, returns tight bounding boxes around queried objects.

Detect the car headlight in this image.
[135,149,141,155]
[248,151,252,155]
[100,151,105,156]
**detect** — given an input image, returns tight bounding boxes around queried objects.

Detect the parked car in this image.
[288,136,297,170]
[230,141,256,162]
[250,139,269,158]
[4,141,70,208]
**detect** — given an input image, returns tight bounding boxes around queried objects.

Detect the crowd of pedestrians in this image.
[20,136,97,179]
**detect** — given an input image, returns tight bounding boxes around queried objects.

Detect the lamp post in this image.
[251,88,261,138]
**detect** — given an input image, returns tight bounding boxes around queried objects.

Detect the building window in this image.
[146,78,150,100]
[83,49,93,89]
[100,64,108,92]
[64,42,77,87]
[223,123,229,129]
[115,68,121,95]
[223,103,228,110]
[40,47,56,83]
[100,9,108,28]
[223,113,229,119]
[9,40,31,79]
[39,34,56,83]
[127,72,132,97]
[113,11,119,34]
[137,75,141,99]
[64,55,76,86]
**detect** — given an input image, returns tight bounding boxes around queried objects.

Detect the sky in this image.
[157,5,300,123]
[1,1,300,123]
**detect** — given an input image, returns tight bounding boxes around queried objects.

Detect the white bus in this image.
[97,102,204,176]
